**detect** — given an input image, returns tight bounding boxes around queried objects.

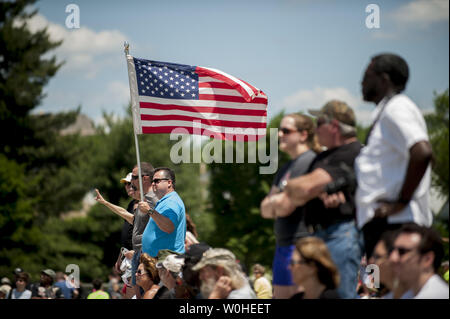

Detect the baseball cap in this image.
[192,248,236,272]
[308,100,356,127]
[161,254,185,273]
[156,249,181,268]
[42,269,56,280]
[0,285,11,296]
[177,242,212,266]
[13,268,23,275]
[120,172,132,184]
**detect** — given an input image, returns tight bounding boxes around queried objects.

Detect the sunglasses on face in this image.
[152,178,169,184]
[131,175,149,180]
[136,269,148,276]
[391,246,415,257]
[279,127,298,135]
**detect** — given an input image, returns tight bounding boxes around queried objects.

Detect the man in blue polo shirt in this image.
[139,167,186,257]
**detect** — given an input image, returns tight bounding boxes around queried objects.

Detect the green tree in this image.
[425,90,449,262]
[0,0,62,160]
[425,89,449,198]
[0,154,42,276]
[0,0,91,279]
[205,113,288,270]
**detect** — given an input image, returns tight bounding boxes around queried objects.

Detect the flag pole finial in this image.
[124,41,130,55]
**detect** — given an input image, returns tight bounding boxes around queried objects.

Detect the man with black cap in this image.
[31,269,63,299]
[279,100,363,299]
[177,243,211,299]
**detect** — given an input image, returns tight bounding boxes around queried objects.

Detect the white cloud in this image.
[282,87,360,112]
[106,81,130,105]
[390,0,449,27]
[281,87,374,126]
[15,13,127,76]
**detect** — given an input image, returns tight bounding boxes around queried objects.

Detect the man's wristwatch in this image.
[148,207,155,215]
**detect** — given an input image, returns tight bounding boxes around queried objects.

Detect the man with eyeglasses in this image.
[119,172,139,252]
[281,100,363,299]
[389,224,448,299]
[367,230,409,298]
[155,249,184,299]
[139,167,187,259]
[95,162,156,298]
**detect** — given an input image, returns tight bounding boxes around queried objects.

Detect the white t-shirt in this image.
[355,94,433,229]
[11,289,32,299]
[401,274,449,299]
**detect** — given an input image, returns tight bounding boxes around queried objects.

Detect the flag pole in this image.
[124,41,144,202]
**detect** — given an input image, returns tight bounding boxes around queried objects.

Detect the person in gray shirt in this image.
[95,162,157,298]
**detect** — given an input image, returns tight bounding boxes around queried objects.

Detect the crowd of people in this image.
[1,53,448,300]
[259,53,448,299]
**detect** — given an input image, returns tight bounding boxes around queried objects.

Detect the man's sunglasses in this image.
[279,127,298,135]
[152,178,169,184]
[390,246,415,256]
[131,175,149,180]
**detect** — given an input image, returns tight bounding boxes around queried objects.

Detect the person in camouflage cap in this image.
[192,248,256,299]
[308,100,357,138]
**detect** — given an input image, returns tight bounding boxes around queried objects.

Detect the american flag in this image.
[127,57,268,141]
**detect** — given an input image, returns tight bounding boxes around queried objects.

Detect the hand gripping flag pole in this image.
[124,41,144,202]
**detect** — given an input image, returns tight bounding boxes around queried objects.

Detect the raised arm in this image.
[95,189,134,224]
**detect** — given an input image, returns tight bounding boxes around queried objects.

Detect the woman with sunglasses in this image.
[260,113,322,299]
[289,236,340,299]
[135,253,162,299]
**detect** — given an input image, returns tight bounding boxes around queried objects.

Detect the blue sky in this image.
[29,0,449,126]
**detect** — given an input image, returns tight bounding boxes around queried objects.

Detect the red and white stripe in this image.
[136,65,268,141]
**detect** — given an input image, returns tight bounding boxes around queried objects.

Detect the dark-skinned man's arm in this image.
[375,140,433,218]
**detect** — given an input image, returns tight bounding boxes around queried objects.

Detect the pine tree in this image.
[0,0,62,159]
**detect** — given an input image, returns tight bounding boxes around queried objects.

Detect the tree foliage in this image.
[0,0,62,160]
[205,113,289,270]
[425,89,449,198]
